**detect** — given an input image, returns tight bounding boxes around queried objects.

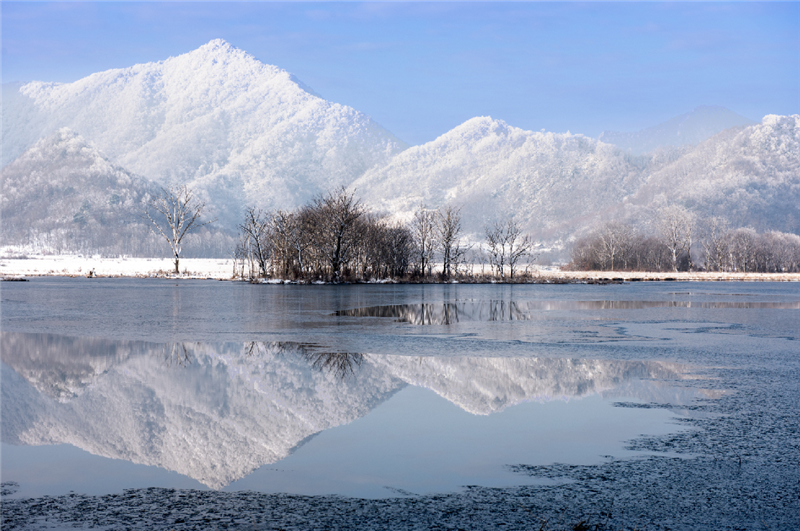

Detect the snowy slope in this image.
[626,114,800,232]
[2,39,407,225]
[352,116,645,239]
[599,106,755,155]
[0,129,162,254]
[2,39,795,251]
[0,129,233,256]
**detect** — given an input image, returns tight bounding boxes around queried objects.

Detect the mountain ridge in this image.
[2,40,797,255]
[2,39,408,227]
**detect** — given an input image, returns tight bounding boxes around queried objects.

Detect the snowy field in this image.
[1,255,799,282]
[0,255,236,280]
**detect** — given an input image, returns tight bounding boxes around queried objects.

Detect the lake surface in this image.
[2,278,799,529]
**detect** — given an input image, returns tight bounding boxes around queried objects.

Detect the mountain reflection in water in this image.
[2,332,699,490]
[336,300,800,324]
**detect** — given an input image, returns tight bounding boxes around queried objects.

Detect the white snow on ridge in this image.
[626,114,800,231]
[352,116,645,238]
[3,39,407,225]
[3,39,798,246]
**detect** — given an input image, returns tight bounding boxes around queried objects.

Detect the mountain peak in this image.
[2,40,407,228]
[440,116,513,144]
[186,38,250,63]
[199,38,235,51]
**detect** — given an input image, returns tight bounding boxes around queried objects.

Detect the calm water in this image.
[1,278,798,501]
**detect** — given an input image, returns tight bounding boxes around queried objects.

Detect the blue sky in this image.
[2,2,798,146]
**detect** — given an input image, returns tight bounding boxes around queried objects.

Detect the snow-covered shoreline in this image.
[0,256,236,280]
[2,255,799,282]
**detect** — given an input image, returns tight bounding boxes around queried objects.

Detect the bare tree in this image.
[411,205,437,277]
[436,205,467,279]
[485,219,534,280]
[268,209,311,278]
[238,207,271,278]
[655,205,696,272]
[309,187,365,281]
[143,185,213,274]
[384,223,415,278]
[596,221,635,270]
[700,216,730,272]
[729,227,758,272]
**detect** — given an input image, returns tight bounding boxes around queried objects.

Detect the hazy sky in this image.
[2,2,798,146]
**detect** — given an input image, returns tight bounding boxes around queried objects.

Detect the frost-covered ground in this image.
[0,255,235,280]
[1,254,799,282]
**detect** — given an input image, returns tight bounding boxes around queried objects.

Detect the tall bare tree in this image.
[436,205,467,278]
[143,185,213,274]
[411,205,436,277]
[595,221,635,270]
[729,227,758,272]
[238,207,271,278]
[310,187,365,281]
[655,205,696,272]
[700,216,730,272]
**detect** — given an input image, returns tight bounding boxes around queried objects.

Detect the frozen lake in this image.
[2,278,799,529]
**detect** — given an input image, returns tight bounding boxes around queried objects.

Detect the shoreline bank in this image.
[2,256,799,282]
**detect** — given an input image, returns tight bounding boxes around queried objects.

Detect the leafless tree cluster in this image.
[702,227,800,272]
[437,205,469,278]
[236,188,415,281]
[484,219,535,279]
[410,206,437,277]
[655,205,696,271]
[408,204,473,279]
[571,206,800,273]
[235,189,536,281]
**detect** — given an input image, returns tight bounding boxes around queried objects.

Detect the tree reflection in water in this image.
[243,341,364,379]
[336,299,800,326]
[336,301,531,325]
[302,351,364,379]
[161,343,195,368]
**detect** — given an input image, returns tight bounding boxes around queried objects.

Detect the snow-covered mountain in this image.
[0,128,233,256]
[352,116,645,239]
[2,39,796,253]
[0,129,162,255]
[2,333,689,489]
[2,39,407,226]
[624,114,800,232]
[599,105,755,155]
[353,113,800,242]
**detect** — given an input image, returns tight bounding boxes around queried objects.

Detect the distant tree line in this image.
[142,185,799,278]
[234,187,536,281]
[571,205,800,273]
